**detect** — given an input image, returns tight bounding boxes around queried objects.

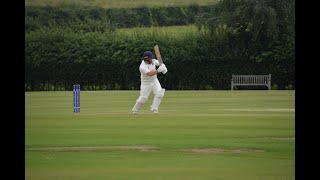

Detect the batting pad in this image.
[132,96,148,112]
[137,96,148,103]
[151,89,165,111]
[155,88,165,98]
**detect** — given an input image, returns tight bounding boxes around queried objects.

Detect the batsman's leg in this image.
[132,84,152,114]
[132,96,148,114]
[151,80,165,113]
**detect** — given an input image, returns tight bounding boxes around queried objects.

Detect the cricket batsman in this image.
[132,50,168,114]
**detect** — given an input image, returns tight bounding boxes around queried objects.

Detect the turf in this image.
[25,90,295,180]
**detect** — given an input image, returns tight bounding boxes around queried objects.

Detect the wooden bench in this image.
[231,74,271,90]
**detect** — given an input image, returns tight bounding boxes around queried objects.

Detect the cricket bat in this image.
[154,45,163,65]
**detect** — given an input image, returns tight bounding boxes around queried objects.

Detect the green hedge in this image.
[25,28,294,91]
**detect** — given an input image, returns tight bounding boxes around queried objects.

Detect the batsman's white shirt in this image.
[139,59,160,85]
[139,59,162,97]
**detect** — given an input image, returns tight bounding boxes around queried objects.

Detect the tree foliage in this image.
[196,0,295,88]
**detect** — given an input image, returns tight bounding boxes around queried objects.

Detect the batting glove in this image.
[162,67,168,74]
[157,64,166,72]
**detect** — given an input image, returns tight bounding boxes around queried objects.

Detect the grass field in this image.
[25,90,295,180]
[25,0,220,8]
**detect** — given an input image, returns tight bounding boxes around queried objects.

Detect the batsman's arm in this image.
[146,64,166,76]
[140,63,165,76]
[146,70,160,76]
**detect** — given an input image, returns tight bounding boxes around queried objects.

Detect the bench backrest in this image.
[231,74,271,90]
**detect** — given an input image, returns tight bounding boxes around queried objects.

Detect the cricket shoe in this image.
[132,110,139,115]
[151,109,158,114]
[150,106,158,114]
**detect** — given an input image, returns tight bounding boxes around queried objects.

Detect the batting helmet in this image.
[143,51,154,59]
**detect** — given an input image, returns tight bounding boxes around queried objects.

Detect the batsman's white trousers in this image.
[132,78,165,112]
[140,78,162,99]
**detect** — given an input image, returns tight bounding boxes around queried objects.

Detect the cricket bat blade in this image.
[154,45,163,65]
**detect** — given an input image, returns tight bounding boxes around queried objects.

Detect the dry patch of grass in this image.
[178,148,266,154]
[223,108,295,112]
